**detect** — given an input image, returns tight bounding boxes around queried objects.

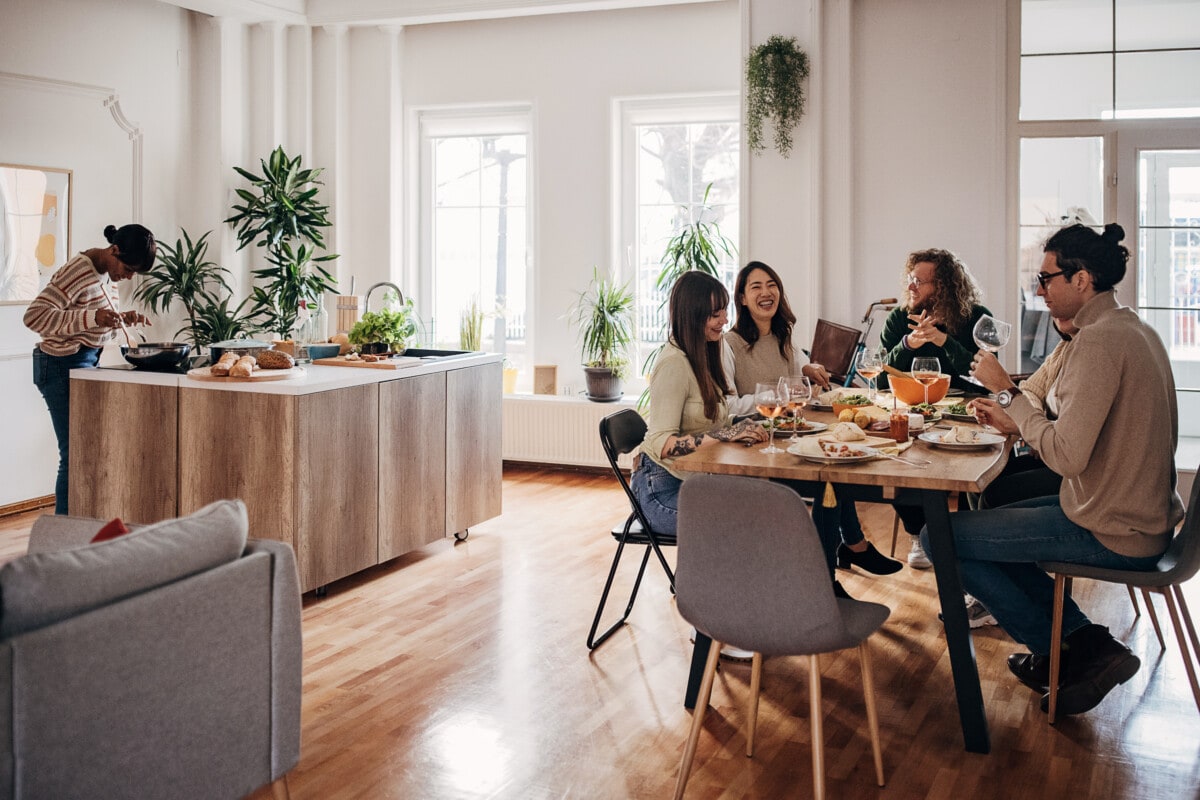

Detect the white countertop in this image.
[72,353,502,395]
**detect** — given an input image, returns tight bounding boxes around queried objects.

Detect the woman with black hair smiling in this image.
[24,223,156,514]
[932,223,1183,717]
[631,270,767,536]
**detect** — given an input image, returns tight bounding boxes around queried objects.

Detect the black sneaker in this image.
[1040,625,1140,716]
[836,542,903,575]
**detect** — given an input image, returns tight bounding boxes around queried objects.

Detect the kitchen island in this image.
[69,355,502,593]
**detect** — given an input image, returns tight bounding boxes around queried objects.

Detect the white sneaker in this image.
[964,595,998,628]
[908,538,932,569]
[719,645,755,661]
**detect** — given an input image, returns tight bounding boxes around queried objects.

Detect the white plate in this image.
[186,365,305,382]
[943,412,978,423]
[761,420,828,436]
[787,442,877,464]
[918,430,1005,449]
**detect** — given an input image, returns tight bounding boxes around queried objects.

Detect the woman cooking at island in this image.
[24,223,156,514]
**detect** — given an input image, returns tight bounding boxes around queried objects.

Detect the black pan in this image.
[121,342,191,371]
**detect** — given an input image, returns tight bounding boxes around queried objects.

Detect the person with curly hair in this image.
[879,248,991,394]
[880,248,992,570]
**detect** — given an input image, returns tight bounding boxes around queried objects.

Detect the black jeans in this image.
[32,346,100,514]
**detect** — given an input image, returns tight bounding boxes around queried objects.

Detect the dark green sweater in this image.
[878,304,990,391]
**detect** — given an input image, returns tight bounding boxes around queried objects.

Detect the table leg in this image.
[685,632,713,709]
[922,489,991,754]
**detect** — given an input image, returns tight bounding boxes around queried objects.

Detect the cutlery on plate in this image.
[861,446,929,468]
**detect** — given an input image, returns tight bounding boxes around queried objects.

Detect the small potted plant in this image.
[347,296,418,354]
[569,267,634,402]
[746,35,810,158]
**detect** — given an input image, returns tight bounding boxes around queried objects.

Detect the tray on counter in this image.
[312,356,424,370]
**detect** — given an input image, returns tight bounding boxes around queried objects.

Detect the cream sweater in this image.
[643,343,729,480]
[1006,292,1183,556]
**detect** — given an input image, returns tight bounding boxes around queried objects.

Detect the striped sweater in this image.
[23,254,118,356]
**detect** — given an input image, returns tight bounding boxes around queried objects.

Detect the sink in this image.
[401,348,479,360]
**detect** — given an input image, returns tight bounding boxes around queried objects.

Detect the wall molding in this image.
[0,71,144,222]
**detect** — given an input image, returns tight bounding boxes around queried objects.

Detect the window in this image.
[616,96,739,371]
[418,108,531,370]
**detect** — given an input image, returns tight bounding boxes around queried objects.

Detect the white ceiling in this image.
[155,0,718,26]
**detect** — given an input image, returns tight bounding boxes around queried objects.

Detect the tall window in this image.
[418,109,530,368]
[617,96,739,370]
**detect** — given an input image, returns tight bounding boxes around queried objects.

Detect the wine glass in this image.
[911,356,941,407]
[972,314,1012,355]
[856,346,885,402]
[755,381,789,454]
[782,375,812,442]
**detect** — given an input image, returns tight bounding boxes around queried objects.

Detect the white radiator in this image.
[502,394,637,470]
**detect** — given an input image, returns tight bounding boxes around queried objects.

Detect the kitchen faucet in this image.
[364,282,405,312]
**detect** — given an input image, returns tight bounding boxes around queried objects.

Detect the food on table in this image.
[331,332,351,355]
[210,351,238,377]
[228,355,256,378]
[838,394,872,407]
[831,422,866,441]
[762,417,812,432]
[853,409,871,428]
[910,402,939,418]
[867,419,891,433]
[820,440,867,458]
[256,349,295,370]
[949,427,980,444]
[838,408,857,422]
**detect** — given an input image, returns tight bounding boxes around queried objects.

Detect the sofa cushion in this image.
[90,517,130,543]
[0,499,248,639]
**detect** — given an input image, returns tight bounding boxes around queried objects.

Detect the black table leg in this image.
[684,632,713,709]
[922,489,991,754]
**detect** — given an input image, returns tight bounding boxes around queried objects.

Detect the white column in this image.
[382,25,406,291]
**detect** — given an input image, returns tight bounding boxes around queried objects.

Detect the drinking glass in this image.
[911,356,941,407]
[972,314,1012,354]
[782,375,812,442]
[856,346,885,402]
[754,381,789,454]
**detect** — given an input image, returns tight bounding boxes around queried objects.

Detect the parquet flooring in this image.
[2,465,1197,799]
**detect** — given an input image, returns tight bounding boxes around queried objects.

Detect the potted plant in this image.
[132,228,249,349]
[347,295,418,354]
[746,35,810,158]
[570,267,634,402]
[460,299,484,351]
[226,146,339,341]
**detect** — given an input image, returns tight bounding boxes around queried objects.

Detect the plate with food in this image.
[788,439,877,464]
[762,418,828,435]
[940,401,978,423]
[907,402,943,422]
[918,428,1005,450]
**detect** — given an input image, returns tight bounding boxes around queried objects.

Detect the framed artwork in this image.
[0,162,72,305]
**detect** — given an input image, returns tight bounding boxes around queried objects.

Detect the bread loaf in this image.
[228,355,256,378]
[256,349,295,370]
[210,352,238,377]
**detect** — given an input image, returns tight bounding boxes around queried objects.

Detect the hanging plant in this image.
[746,35,810,158]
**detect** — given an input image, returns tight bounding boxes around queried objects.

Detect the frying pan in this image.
[121,342,191,371]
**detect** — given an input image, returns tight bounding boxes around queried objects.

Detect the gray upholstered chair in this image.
[672,474,890,800]
[1039,474,1200,723]
[0,499,302,800]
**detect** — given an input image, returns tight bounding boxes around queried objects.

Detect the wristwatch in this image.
[996,387,1022,408]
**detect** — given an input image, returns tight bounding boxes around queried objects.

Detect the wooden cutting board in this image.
[312,356,423,370]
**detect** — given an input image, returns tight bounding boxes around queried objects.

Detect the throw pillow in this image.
[90,517,130,543]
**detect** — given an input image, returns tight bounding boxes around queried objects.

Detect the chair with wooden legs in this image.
[1039,474,1200,723]
[672,474,890,799]
[587,408,678,650]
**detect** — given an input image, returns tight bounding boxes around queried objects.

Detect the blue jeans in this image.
[920,495,1161,655]
[32,346,100,514]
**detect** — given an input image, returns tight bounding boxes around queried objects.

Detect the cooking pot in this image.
[209,339,274,362]
[121,342,191,371]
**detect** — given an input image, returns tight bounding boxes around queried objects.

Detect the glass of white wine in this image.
[856,346,885,402]
[755,381,789,454]
[911,356,941,407]
[782,375,812,442]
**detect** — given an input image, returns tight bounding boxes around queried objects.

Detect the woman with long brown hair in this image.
[631,271,766,535]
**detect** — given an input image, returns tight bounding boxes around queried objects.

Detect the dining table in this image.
[671,407,1011,754]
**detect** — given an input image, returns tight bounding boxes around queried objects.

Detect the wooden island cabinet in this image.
[70,355,502,593]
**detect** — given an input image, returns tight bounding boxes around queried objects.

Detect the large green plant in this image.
[570,268,635,380]
[132,229,248,347]
[746,35,810,157]
[655,184,736,292]
[226,146,338,338]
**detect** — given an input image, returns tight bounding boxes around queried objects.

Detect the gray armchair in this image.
[0,499,302,800]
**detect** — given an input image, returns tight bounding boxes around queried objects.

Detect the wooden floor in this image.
[3,465,1199,799]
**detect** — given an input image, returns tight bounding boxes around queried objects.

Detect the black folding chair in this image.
[587,408,677,651]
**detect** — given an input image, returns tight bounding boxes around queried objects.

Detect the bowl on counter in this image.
[305,343,341,360]
[888,372,950,406]
[209,339,274,362]
[121,342,191,371]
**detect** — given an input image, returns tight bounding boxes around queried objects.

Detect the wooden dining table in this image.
[671,410,1011,754]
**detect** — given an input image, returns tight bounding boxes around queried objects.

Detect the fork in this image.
[861,447,930,468]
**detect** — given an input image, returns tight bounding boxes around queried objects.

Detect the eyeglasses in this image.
[1035,270,1068,290]
[906,274,934,288]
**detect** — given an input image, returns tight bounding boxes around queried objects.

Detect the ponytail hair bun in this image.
[1101,222,1125,243]
[104,223,157,273]
[1043,222,1127,291]
[103,224,119,243]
